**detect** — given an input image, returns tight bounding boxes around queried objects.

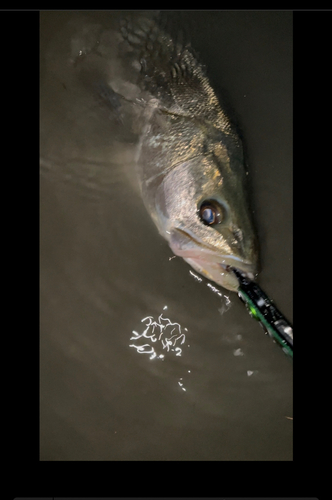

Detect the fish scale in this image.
[119,15,235,134]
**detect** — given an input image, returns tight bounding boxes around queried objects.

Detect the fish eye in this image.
[199,200,224,225]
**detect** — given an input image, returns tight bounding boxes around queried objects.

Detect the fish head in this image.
[154,152,259,291]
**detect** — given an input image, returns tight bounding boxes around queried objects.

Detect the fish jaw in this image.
[183,256,254,291]
[168,228,257,292]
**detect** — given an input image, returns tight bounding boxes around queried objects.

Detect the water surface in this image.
[40,11,293,461]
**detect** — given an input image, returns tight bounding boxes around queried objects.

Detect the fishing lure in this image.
[231,267,293,358]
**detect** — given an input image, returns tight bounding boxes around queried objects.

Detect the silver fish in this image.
[82,14,259,291]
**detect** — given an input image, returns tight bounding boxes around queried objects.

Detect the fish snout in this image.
[222,224,258,272]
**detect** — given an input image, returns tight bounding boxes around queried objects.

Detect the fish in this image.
[78,13,259,291]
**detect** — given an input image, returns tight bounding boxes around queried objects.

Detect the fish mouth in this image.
[169,228,257,292]
[184,255,255,292]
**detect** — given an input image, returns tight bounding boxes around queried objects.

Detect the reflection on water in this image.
[129,306,188,360]
[189,269,232,315]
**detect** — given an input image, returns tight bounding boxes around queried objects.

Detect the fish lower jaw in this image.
[183,256,255,292]
[220,263,255,281]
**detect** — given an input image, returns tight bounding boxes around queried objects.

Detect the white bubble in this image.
[233,348,244,356]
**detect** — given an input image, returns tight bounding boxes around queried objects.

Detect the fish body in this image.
[85,14,259,291]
